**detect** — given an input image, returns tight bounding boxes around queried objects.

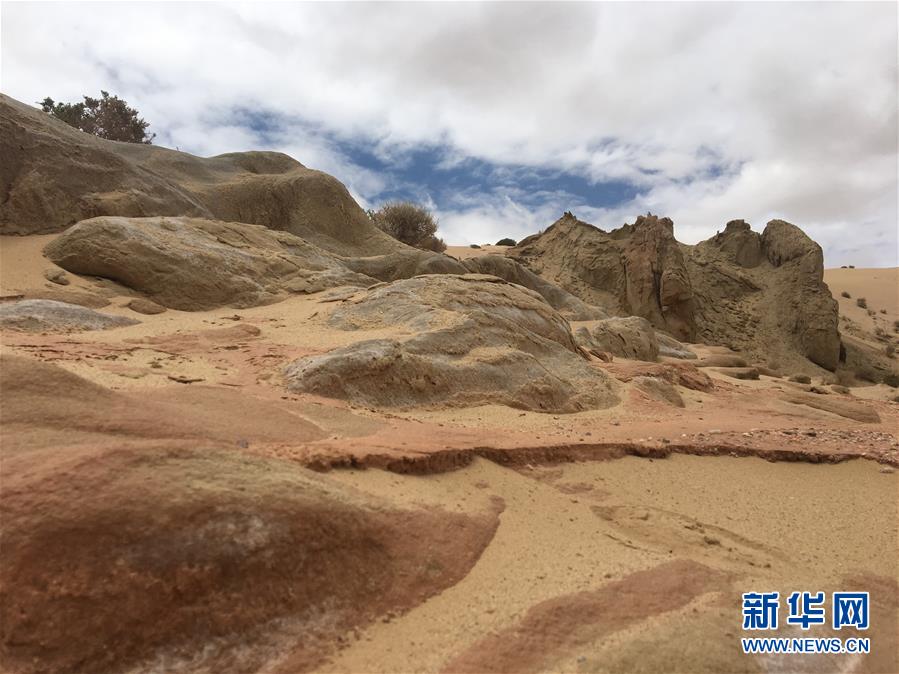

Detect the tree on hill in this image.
[38,91,155,144]
[370,201,446,252]
[495,237,517,246]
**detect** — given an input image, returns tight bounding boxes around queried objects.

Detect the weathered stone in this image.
[0,299,138,332]
[574,317,659,362]
[44,216,377,311]
[285,275,619,413]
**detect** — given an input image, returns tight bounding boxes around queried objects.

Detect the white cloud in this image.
[1,1,895,266]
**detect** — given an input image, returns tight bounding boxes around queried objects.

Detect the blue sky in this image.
[1,2,896,264]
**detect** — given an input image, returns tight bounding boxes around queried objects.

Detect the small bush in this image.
[371,201,445,252]
[469,244,481,249]
[840,291,851,298]
[880,309,887,314]
[849,265,856,269]
[856,297,867,309]
[495,238,517,246]
[875,326,885,337]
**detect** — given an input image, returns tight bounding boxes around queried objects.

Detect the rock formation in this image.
[284,275,619,412]
[574,317,659,362]
[512,213,695,340]
[0,299,138,332]
[43,216,377,310]
[461,254,604,320]
[511,213,841,372]
[0,94,398,256]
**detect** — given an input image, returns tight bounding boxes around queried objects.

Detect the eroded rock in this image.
[574,317,659,362]
[0,299,138,332]
[284,275,619,413]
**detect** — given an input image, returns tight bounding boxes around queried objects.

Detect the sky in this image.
[1,1,896,266]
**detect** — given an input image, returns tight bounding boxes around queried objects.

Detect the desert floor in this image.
[1,235,897,674]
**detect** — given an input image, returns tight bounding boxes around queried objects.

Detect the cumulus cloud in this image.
[1,1,895,265]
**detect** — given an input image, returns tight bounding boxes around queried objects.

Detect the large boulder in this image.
[511,213,841,372]
[284,275,619,413]
[43,216,377,310]
[574,316,659,362]
[0,299,138,332]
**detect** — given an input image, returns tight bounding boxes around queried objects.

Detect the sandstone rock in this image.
[511,212,840,372]
[755,366,783,378]
[0,94,401,256]
[632,376,685,407]
[22,288,110,308]
[782,392,880,423]
[343,249,468,282]
[512,213,695,340]
[284,275,619,413]
[602,361,714,392]
[656,332,697,360]
[461,254,604,320]
[695,354,748,368]
[127,298,166,315]
[704,220,762,268]
[711,367,760,380]
[43,268,69,285]
[44,216,377,310]
[574,317,659,362]
[0,299,138,332]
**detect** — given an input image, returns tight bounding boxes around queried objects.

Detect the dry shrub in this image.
[371,201,445,252]
[856,297,867,309]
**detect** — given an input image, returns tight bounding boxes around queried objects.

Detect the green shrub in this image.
[39,91,155,143]
[495,238,517,246]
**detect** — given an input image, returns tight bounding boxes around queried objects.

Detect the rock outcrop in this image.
[574,317,659,362]
[689,218,840,371]
[0,94,399,256]
[461,254,605,320]
[511,213,841,372]
[284,275,619,413]
[43,216,377,310]
[512,213,695,340]
[0,299,138,332]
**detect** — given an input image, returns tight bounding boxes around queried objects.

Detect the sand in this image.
[2,232,898,674]
[445,244,511,260]
[318,455,897,674]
